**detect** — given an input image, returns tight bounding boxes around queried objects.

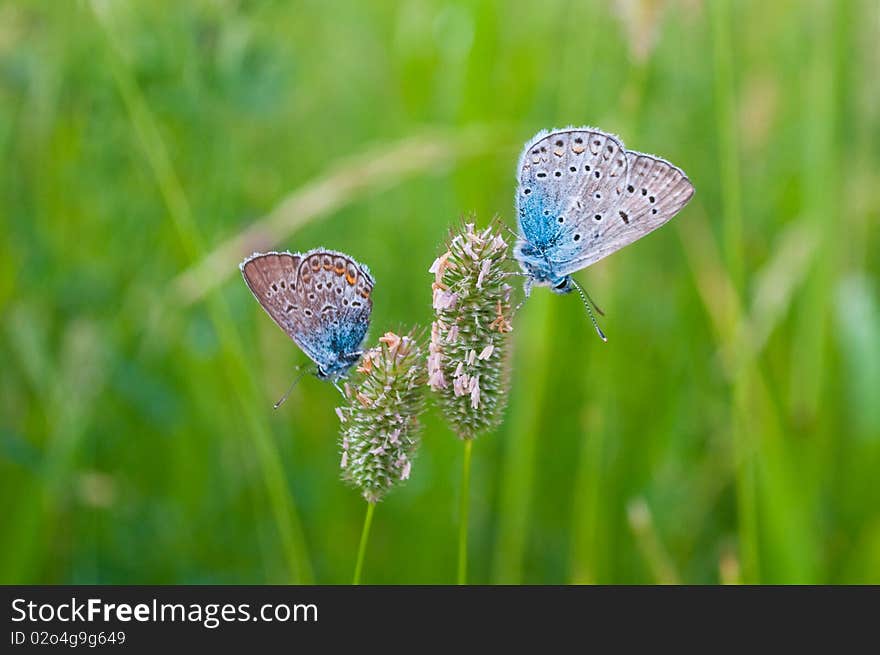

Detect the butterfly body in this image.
[514,127,694,297]
[240,249,374,381]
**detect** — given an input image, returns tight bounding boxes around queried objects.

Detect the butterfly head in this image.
[515,240,571,294]
[315,350,362,381]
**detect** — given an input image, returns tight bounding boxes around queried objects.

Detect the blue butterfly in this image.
[241,249,373,403]
[514,127,695,339]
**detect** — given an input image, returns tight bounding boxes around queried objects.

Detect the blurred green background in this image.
[1,0,878,584]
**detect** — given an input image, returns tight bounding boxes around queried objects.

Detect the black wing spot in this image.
[308,293,316,301]
[649,196,655,203]
[619,210,629,224]
[280,280,286,288]
[642,188,647,196]
[558,216,564,223]
[569,166,577,172]
[627,185,635,193]
[352,300,362,307]
[574,234,581,241]
[652,208,658,215]
[343,299,349,305]
[304,309,313,317]
[531,148,539,155]
[271,283,278,291]
[285,304,294,313]
[585,165,591,172]
[555,139,564,147]
[537,172,547,178]
[593,140,600,146]
[523,187,531,195]
[594,214,602,221]
[594,193,601,199]
[540,146,546,153]
[543,209,550,216]
[594,171,601,179]
[606,145,613,153]
[554,171,562,177]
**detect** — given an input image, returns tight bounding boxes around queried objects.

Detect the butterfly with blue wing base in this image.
[240,248,374,404]
[514,126,695,340]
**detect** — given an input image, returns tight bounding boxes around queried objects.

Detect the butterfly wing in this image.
[241,250,373,376]
[293,250,373,375]
[555,149,695,275]
[515,128,629,278]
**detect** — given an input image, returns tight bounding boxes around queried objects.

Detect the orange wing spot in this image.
[360,288,370,299]
[322,256,332,270]
[300,270,311,284]
[345,272,357,285]
[309,257,321,271]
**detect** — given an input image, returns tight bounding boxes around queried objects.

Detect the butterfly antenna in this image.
[570,279,608,342]
[273,367,312,409]
[581,286,605,316]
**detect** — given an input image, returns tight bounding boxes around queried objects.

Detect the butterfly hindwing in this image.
[516,128,629,263]
[293,250,373,374]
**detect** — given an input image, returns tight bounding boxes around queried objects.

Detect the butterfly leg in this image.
[510,277,533,319]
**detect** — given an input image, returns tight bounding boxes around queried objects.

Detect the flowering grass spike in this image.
[428,221,513,440]
[338,331,426,503]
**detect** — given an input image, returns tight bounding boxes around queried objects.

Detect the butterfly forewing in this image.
[555,149,694,275]
[241,251,303,334]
